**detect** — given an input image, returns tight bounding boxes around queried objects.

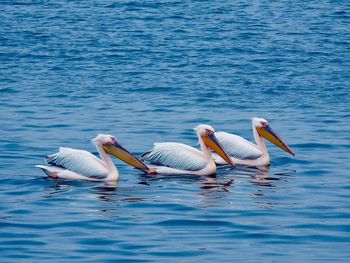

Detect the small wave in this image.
[0,88,18,94]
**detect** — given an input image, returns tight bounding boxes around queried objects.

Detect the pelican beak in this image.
[103,142,150,173]
[203,133,236,167]
[256,125,295,156]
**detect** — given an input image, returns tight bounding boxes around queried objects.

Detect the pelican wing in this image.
[46,147,109,179]
[216,132,263,160]
[142,142,207,171]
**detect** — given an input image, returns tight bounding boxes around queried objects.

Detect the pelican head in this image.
[91,134,118,145]
[92,134,150,172]
[253,117,295,156]
[195,124,236,167]
[194,124,216,136]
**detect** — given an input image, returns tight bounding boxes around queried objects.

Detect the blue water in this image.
[1,0,350,262]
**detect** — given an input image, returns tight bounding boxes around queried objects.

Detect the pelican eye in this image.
[206,130,214,135]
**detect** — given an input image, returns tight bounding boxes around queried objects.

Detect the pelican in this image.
[213,117,295,167]
[141,124,235,176]
[36,134,150,181]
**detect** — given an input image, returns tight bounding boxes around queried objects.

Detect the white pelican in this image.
[213,117,295,167]
[36,134,150,181]
[141,124,235,176]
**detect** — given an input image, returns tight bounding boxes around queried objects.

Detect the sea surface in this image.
[1,1,350,262]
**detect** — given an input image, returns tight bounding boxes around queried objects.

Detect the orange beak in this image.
[103,142,150,172]
[202,133,236,167]
[256,125,295,156]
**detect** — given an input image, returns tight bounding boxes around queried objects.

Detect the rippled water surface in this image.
[1,1,350,262]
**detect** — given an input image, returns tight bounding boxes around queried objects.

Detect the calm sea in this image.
[1,1,349,262]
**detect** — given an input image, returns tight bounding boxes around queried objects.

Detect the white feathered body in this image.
[142,142,217,176]
[36,147,119,181]
[213,132,270,166]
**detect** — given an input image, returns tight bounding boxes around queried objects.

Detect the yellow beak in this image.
[202,133,236,167]
[103,142,150,172]
[256,125,295,156]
